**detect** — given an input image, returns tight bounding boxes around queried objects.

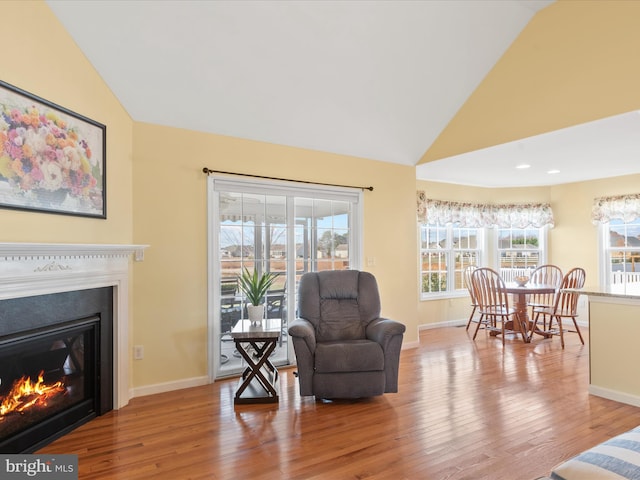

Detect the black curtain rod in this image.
[202,167,373,191]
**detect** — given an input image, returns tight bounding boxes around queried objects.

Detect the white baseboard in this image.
[417,318,590,331]
[589,384,640,408]
[402,339,420,349]
[404,319,467,349]
[126,319,591,401]
[131,375,210,399]
[418,319,467,331]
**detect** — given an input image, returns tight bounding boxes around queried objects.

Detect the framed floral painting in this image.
[0,80,106,218]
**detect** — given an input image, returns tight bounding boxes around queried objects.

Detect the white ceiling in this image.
[43,0,639,188]
[416,110,640,188]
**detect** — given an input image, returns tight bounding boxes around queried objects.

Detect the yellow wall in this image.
[0,1,133,244]
[550,174,640,278]
[132,123,419,386]
[1,1,419,392]
[4,0,640,393]
[416,181,550,325]
[589,297,640,404]
[421,0,640,163]
[0,0,135,385]
[417,175,640,326]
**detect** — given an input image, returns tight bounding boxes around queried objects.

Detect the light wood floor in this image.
[39,326,640,479]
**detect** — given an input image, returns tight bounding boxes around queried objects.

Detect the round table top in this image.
[502,282,557,294]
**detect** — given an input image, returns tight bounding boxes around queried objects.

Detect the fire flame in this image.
[0,371,66,419]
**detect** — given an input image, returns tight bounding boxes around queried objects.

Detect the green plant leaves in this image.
[238,267,278,306]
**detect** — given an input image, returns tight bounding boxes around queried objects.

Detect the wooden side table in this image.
[231,319,281,404]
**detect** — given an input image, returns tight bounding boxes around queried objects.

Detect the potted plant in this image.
[238,267,279,325]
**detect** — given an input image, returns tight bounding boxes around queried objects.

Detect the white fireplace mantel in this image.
[0,242,147,259]
[0,242,149,409]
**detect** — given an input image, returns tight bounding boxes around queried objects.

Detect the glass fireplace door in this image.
[0,319,98,453]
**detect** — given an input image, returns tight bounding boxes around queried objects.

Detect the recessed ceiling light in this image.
[547,169,560,174]
[516,164,530,169]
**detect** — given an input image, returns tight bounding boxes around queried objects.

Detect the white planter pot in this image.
[247,304,265,325]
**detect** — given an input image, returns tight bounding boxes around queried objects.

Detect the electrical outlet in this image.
[134,345,144,360]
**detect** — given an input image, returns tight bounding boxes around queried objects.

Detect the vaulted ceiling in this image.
[46,0,640,187]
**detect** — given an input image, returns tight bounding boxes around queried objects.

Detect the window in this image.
[417,194,553,298]
[602,217,640,288]
[295,198,353,273]
[496,227,544,281]
[208,176,363,379]
[419,224,549,298]
[420,223,481,296]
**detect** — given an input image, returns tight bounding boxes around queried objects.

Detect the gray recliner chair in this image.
[288,270,406,399]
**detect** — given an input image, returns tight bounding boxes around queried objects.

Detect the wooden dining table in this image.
[501,282,558,343]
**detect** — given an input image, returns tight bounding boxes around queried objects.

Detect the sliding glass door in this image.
[208,176,362,379]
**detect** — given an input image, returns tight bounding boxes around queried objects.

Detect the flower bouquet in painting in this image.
[0,81,105,217]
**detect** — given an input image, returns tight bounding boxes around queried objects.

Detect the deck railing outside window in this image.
[611,271,640,285]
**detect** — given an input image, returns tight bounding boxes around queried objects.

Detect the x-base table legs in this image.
[234,338,279,404]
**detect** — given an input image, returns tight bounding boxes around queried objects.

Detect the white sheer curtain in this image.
[416,191,554,228]
[591,193,640,224]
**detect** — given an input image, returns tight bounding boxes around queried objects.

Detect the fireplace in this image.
[0,288,113,452]
[0,242,146,453]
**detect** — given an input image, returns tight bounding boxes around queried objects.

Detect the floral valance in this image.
[591,193,640,224]
[416,191,554,228]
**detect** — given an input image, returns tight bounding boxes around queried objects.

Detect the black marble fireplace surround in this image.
[0,287,113,453]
